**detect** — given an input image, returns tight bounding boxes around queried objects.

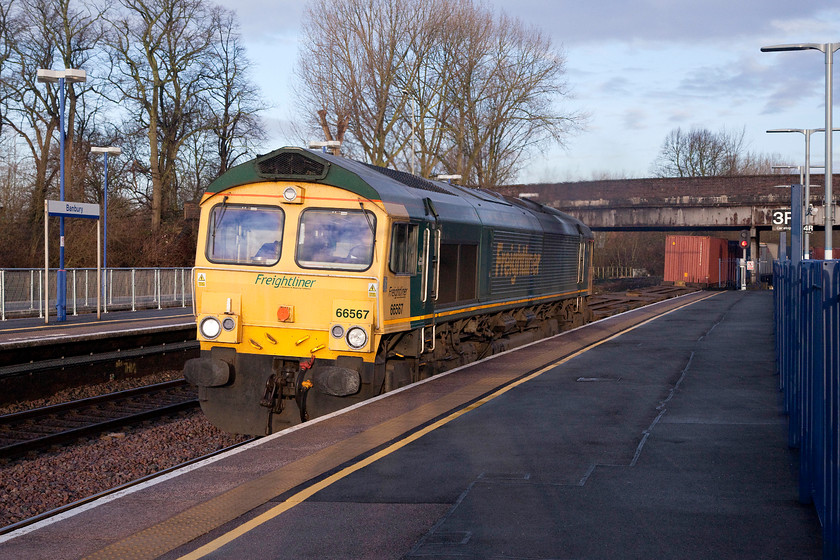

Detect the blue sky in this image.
[215,0,840,183]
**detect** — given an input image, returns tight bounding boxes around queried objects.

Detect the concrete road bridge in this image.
[497,174,840,257]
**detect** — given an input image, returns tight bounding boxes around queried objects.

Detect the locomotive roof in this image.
[206,147,592,238]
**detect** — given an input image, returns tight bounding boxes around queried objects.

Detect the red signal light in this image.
[739,240,748,248]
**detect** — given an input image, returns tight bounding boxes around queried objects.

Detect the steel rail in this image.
[0,380,197,459]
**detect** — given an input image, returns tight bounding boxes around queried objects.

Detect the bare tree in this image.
[0,0,14,139]
[1,0,59,258]
[650,126,770,177]
[297,0,431,167]
[443,10,578,187]
[400,4,458,177]
[0,0,103,260]
[296,0,581,187]
[106,0,218,231]
[204,8,266,175]
[50,0,106,202]
[0,0,265,266]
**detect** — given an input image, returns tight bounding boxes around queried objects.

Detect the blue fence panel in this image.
[825,261,840,556]
[775,259,840,558]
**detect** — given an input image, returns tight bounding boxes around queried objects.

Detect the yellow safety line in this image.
[177,290,719,559]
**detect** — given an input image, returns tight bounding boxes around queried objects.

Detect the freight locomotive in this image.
[184,147,594,435]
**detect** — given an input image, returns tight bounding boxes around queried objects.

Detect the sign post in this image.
[790,184,803,265]
[44,200,101,323]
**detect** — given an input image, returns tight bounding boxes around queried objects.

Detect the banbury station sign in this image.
[46,200,100,219]
[44,199,102,323]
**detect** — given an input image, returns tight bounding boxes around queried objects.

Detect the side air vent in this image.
[362,162,454,195]
[257,152,328,180]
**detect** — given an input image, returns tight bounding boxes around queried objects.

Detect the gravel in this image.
[0,370,186,415]
[0,373,249,529]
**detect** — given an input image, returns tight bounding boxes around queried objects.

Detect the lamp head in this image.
[91,146,122,156]
[36,69,62,83]
[37,68,87,83]
[761,43,824,53]
[63,69,86,83]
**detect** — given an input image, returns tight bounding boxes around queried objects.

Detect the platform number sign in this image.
[771,209,791,230]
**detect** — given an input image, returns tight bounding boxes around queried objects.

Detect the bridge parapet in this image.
[499,174,838,232]
[560,193,791,209]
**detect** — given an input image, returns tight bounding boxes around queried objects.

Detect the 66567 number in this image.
[335,308,369,319]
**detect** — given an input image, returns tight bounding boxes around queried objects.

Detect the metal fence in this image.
[774,259,840,558]
[592,266,647,279]
[0,267,193,320]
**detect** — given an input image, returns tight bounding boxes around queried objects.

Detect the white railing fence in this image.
[593,266,648,279]
[0,267,193,320]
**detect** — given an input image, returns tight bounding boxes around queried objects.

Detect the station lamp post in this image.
[401,89,417,175]
[37,68,87,321]
[767,129,840,259]
[767,130,817,255]
[761,43,840,259]
[90,146,121,310]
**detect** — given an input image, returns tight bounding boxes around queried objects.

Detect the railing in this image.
[0,268,193,321]
[592,266,647,279]
[774,259,840,559]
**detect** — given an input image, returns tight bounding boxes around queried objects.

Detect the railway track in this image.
[0,317,197,404]
[0,435,257,536]
[589,284,700,320]
[0,379,198,459]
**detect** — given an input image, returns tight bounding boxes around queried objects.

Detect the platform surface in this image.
[0,306,193,348]
[0,290,822,559]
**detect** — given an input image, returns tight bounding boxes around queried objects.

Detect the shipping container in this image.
[664,235,732,287]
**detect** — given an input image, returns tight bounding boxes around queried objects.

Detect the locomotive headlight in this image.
[345,327,368,349]
[281,186,304,203]
[222,317,236,331]
[331,324,345,338]
[199,316,222,339]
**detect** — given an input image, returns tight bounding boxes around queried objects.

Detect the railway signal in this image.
[739,230,749,290]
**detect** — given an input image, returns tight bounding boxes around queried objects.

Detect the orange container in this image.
[664,235,730,286]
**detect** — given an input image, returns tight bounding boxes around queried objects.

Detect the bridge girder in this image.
[552,203,837,232]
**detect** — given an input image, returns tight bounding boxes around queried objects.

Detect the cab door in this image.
[419,199,440,352]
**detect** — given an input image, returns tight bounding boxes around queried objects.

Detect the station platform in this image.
[0,290,822,559]
[0,306,194,348]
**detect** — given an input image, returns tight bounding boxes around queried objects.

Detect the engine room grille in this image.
[362,162,454,195]
[257,152,327,179]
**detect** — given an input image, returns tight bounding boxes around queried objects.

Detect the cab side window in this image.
[389,223,419,275]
